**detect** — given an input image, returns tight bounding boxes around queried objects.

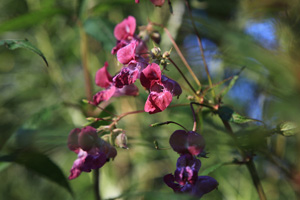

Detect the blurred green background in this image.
[1,0,300,199]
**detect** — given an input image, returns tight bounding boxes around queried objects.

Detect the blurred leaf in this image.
[0,39,48,66]
[235,127,267,151]
[275,121,299,136]
[200,162,224,176]
[0,8,67,33]
[0,151,73,195]
[83,17,115,51]
[218,106,262,124]
[219,67,245,98]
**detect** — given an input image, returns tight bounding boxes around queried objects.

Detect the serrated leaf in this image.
[200,162,224,176]
[276,121,299,136]
[0,151,73,195]
[0,39,48,66]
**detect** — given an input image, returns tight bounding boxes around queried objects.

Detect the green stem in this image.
[94,169,101,200]
[168,58,198,95]
[221,120,267,200]
[184,0,214,98]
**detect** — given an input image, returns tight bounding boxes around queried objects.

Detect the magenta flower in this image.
[140,63,182,114]
[114,16,136,41]
[67,126,117,180]
[169,130,205,156]
[93,62,139,105]
[117,40,137,64]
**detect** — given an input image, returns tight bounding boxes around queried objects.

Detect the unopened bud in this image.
[162,51,170,59]
[150,47,161,58]
[115,132,128,149]
[150,30,161,44]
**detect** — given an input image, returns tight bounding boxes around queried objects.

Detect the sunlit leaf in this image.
[0,151,73,195]
[0,39,48,66]
[275,121,299,136]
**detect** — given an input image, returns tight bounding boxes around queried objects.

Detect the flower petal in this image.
[163,174,182,192]
[117,41,136,64]
[79,126,98,151]
[95,62,113,88]
[150,0,165,6]
[140,63,161,89]
[114,16,136,41]
[93,86,116,105]
[161,75,182,97]
[67,128,81,153]
[113,67,139,88]
[144,90,172,114]
[191,176,219,198]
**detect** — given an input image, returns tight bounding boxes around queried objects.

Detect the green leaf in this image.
[200,162,224,176]
[0,8,66,33]
[218,106,264,124]
[276,121,299,136]
[0,151,73,195]
[219,66,245,98]
[0,39,48,66]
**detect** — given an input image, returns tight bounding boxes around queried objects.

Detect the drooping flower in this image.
[93,62,139,105]
[169,130,205,156]
[140,63,182,114]
[68,126,117,180]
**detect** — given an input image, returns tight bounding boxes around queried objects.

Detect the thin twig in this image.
[184,0,214,98]
[150,121,188,131]
[168,58,198,95]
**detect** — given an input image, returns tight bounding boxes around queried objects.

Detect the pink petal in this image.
[117,41,136,64]
[140,63,162,89]
[93,86,116,105]
[144,90,172,114]
[95,62,112,88]
[114,16,136,40]
[68,149,87,180]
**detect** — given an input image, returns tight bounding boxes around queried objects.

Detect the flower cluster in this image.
[67,126,117,180]
[164,130,218,198]
[135,0,166,6]
[93,16,182,114]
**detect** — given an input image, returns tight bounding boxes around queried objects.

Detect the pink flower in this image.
[114,16,136,41]
[95,62,112,88]
[68,127,117,180]
[117,41,137,64]
[140,63,182,114]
